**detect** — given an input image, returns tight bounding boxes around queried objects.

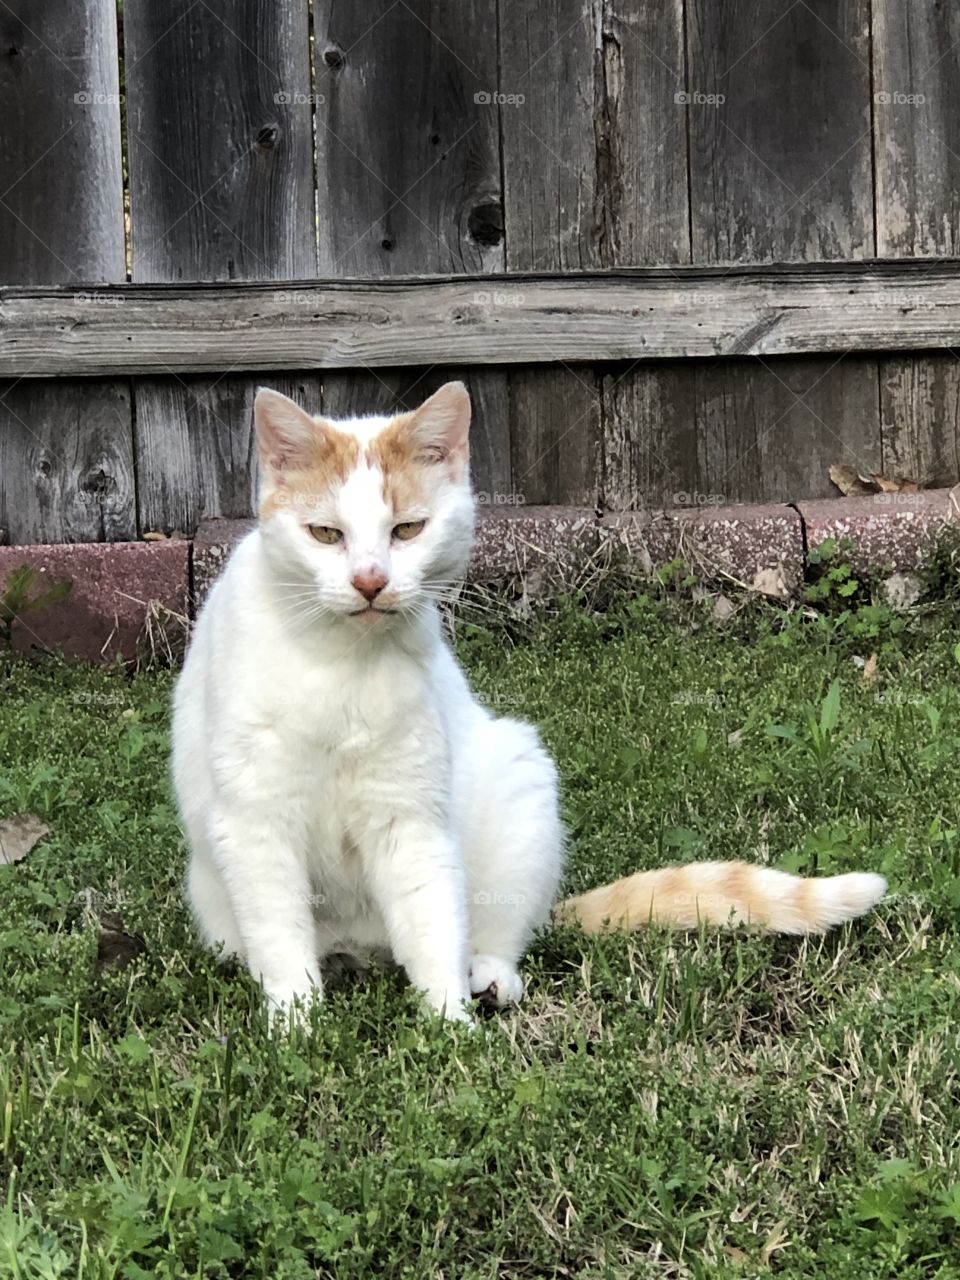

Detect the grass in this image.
[2,589,960,1278]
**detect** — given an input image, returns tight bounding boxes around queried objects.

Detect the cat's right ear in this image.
[255,388,321,472]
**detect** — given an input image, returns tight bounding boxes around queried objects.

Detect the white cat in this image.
[172,381,886,1026]
[172,382,563,1022]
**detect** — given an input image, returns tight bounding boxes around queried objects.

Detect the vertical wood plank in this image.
[499,0,688,271]
[873,1,960,256]
[0,0,131,543]
[0,381,135,544]
[601,366,699,510]
[509,366,601,507]
[0,0,124,283]
[314,0,503,276]
[499,1,686,507]
[686,0,873,263]
[694,355,882,504]
[124,0,315,281]
[321,369,512,503]
[880,356,960,489]
[124,0,315,533]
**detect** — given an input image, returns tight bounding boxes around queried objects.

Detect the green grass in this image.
[3,593,960,1278]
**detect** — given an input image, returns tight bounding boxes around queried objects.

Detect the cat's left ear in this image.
[407,381,471,476]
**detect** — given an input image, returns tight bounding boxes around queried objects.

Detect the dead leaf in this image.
[830,464,921,496]
[96,910,146,971]
[829,464,874,496]
[0,814,50,865]
[861,653,879,686]
[142,531,169,542]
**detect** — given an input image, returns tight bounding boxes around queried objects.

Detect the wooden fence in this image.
[1,0,959,544]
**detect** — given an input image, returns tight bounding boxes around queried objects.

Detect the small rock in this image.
[712,594,737,623]
[751,566,795,600]
[882,572,922,612]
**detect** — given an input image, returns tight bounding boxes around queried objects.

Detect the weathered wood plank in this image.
[124,0,316,535]
[873,1,960,256]
[0,0,124,284]
[508,366,601,507]
[686,0,873,262]
[498,0,688,269]
[880,356,960,489]
[135,375,321,534]
[601,365,699,510]
[0,1,132,544]
[124,0,315,281]
[0,380,135,544]
[313,0,502,275]
[694,355,882,505]
[320,368,511,503]
[4,263,960,375]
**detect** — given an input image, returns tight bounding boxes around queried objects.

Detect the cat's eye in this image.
[393,520,426,541]
[308,525,343,545]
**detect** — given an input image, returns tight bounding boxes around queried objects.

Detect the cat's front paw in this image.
[263,982,322,1034]
[469,955,524,1010]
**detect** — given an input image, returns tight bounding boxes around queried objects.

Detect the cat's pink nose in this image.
[351,569,388,602]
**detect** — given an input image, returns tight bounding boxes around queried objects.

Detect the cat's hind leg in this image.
[462,716,564,1008]
[186,841,245,961]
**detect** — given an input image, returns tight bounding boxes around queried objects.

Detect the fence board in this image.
[124,0,315,281]
[498,0,688,270]
[6,264,960,376]
[124,0,316,536]
[694,355,882,505]
[508,366,601,507]
[0,0,131,544]
[686,0,873,263]
[601,366,699,510]
[314,0,502,276]
[873,1,960,256]
[0,380,134,544]
[880,356,960,489]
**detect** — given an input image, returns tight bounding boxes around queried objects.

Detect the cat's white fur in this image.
[172,382,562,1023]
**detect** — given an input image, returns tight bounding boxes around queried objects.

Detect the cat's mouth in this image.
[349,606,395,619]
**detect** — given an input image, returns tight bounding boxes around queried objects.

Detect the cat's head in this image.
[253,381,475,627]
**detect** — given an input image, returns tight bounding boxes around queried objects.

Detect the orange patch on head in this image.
[366,381,471,514]
[260,424,360,521]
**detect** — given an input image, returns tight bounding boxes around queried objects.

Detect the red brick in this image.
[0,541,189,662]
[796,487,960,573]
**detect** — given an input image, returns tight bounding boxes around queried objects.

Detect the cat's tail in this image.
[553,861,887,935]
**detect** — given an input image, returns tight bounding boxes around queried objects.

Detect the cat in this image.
[171,380,887,1025]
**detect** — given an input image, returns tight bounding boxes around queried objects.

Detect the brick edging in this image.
[2,488,958,661]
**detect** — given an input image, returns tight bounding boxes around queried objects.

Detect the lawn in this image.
[2,589,960,1278]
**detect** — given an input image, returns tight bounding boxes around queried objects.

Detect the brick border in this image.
[2,489,958,661]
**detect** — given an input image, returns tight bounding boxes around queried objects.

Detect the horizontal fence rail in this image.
[3,262,960,377]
